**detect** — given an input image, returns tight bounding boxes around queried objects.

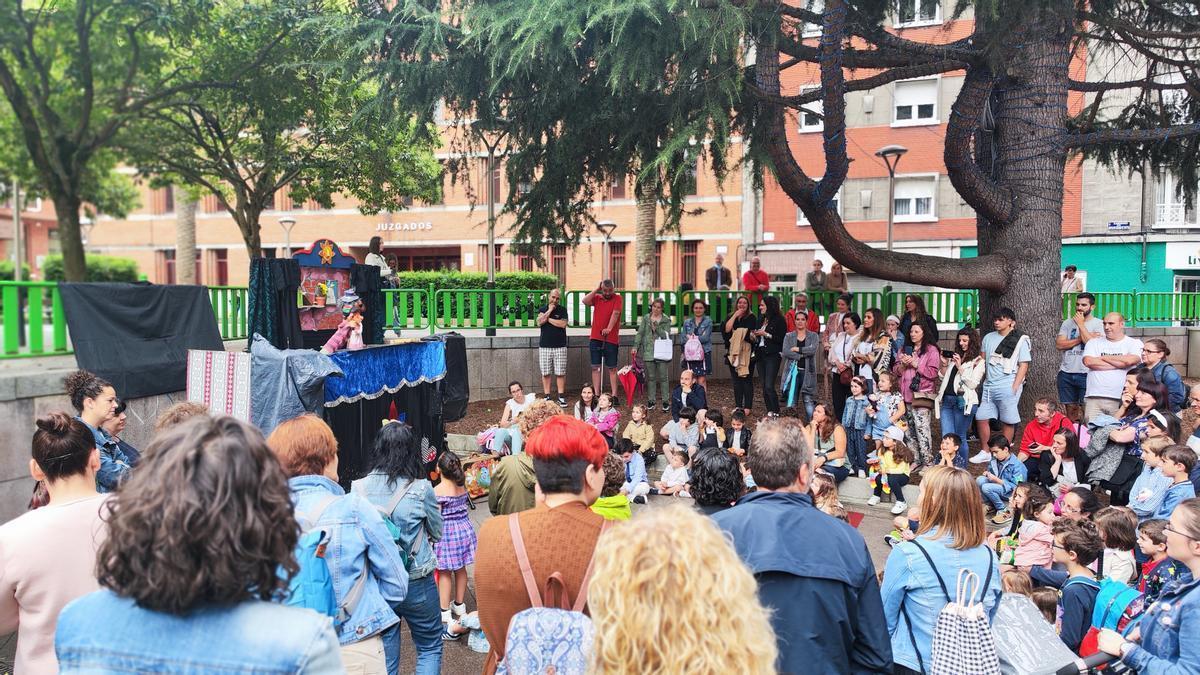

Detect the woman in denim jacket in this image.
[55,416,342,673]
[353,422,444,675]
[1100,497,1200,673]
[269,414,409,674]
[880,465,1002,674]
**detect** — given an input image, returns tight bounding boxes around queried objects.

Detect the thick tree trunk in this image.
[634,173,657,290]
[175,187,198,285]
[233,210,263,259]
[53,193,86,282]
[977,7,1072,416]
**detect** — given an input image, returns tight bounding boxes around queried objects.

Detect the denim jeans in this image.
[382,574,443,675]
[845,428,868,474]
[492,424,523,455]
[758,354,782,413]
[977,477,1011,511]
[939,395,974,463]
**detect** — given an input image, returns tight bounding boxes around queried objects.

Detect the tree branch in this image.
[1064,123,1200,148]
[1069,76,1194,92]
[944,65,1014,225]
[748,60,965,107]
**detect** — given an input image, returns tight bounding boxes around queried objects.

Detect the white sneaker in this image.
[969,450,991,464]
[891,500,908,515]
[867,495,881,506]
[857,470,867,479]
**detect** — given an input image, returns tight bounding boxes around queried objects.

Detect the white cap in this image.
[884,426,905,442]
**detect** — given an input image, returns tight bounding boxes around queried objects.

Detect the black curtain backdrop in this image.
[59,283,224,399]
[248,258,303,350]
[323,383,445,487]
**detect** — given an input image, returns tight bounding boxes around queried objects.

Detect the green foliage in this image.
[0,260,31,281]
[42,255,139,283]
[120,0,443,257]
[395,271,559,290]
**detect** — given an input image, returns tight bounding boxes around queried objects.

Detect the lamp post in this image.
[875,144,908,252]
[596,221,617,281]
[469,120,510,336]
[278,216,297,257]
[10,178,21,280]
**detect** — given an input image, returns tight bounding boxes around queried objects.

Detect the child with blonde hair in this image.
[622,403,656,463]
[867,425,913,514]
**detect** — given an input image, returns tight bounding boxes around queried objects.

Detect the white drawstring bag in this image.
[930,569,1001,675]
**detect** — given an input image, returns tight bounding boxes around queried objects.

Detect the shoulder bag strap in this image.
[979,552,995,604]
[383,479,417,516]
[900,539,952,675]
[509,514,543,608]
[297,494,339,531]
[572,520,614,613]
[382,480,430,559]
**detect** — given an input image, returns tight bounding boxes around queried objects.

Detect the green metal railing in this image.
[2,283,1197,358]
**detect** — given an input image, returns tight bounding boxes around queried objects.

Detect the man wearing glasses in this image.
[1082,311,1143,424]
[1055,292,1103,425]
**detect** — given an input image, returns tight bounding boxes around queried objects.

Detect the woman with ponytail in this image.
[63,370,129,492]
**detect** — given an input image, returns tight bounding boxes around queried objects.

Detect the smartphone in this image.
[941,349,955,358]
[903,346,914,356]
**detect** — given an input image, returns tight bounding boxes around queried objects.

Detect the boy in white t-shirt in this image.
[1081,313,1142,424]
[652,447,691,497]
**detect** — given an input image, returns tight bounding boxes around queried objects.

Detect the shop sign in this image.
[1165,242,1200,269]
[376,221,433,232]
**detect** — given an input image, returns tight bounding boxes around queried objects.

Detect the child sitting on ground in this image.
[867,426,914,515]
[885,514,916,548]
[811,472,848,522]
[725,409,752,456]
[988,482,1043,557]
[616,439,651,505]
[589,393,620,448]
[622,404,656,464]
[1094,506,1139,585]
[662,407,699,455]
[651,447,691,497]
[978,436,1028,526]
[1002,569,1034,596]
[938,433,966,469]
[591,452,632,521]
[1031,587,1060,626]
[1009,490,1056,572]
[1129,437,1173,520]
[1053,518,1104,654]
[698,410,726,451]
[1149,444,1197,521]
[1137,518,1194,604]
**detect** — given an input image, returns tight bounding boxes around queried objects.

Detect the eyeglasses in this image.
[1164,526,1198,541]
[1061,504,1082,514]
[1052,542,1066,550]
[1141,349,1162,354]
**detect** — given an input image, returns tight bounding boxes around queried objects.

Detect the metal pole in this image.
[485,144,497,337]
[11,179,21,280]
[885,162,896,252]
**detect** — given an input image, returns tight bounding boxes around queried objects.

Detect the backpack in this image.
[683,333,704,361]
[1072,559,1145,660]
[374,479,430,573]
[286,495,369,626]
[496,515,612,675]
[901,540,998,675]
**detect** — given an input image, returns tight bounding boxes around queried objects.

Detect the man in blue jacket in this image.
[713,418,892,674]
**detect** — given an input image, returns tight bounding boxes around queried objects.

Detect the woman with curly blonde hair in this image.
[588,503,777,674]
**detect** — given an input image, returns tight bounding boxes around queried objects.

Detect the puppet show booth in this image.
[185,238,468,483]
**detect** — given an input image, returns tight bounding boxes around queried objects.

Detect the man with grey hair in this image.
[712,418,891,674]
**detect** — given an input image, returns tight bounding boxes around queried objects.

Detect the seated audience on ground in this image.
[55,415,342,672]
[475,416,609,674]
[1094,506,1139,585]
[574,384,598,423]
[617,438,650,505]
[867,426,914,515]
[1136,518,1192,605]
[588,503,778,674]
[267,414,409,672]
[1052,518,1104,653]
[1151,444,1197,521]
[591,452,632,521]
[621,403,655,462]
[661,406,699,452]
[153,400,211,435]
[1088,380,1172,506]
[937,433,964,468]
[587,392,620,447]
[805,401,850,483]
[1001,569,1034,597]
[1097,498,1200,672]
[725,409,752,456]
[881,465,1002,674]
[811,472,848,522]
[697,409,726,450]
[0,413,108,673]
[64,370,128,493]
[1019,398,1072,484]
[1039,426,1090,496]
[99,399,139,466]
[978,436,1028,525]
[669,368,708,423]
[351,421,444,674]
[1062,486,1102,521]
[713,418,891,674]
[1130,436,1178,521]
[488,399,562,517]
[651,446,690,497]
[689,448,743,517]
[493,381,536,455]
[1004,487,1056,573]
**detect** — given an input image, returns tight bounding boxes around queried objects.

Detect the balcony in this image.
[1155,202,1199,229]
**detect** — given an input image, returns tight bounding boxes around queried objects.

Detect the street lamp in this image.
[596,221,617,281]
[279,216,297,257]
[468,119,510,336]
[875,144,908,252]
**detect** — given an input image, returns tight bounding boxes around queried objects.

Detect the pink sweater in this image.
[590,409,620,437]
[1014,520,1054,569]
[0,494,109,673]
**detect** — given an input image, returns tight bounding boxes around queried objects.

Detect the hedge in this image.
[395,270,559,290]
[42,254,140,283]
[0,261,31,281]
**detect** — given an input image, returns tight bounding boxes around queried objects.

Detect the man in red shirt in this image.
[742,256,770,307]
[583,280,623,397]
[785,293,821,333]
[1019,397,1072,484]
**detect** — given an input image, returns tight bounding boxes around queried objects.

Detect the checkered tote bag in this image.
[929,568,1000,675]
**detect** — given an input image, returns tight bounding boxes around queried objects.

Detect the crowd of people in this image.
[2,259,1199,674]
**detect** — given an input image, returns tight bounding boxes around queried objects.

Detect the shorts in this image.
[684,352,712,377]
[1056,371,1088,405]
[976,384,1022,425]
[589,339,618,368]
[539,347,567,376]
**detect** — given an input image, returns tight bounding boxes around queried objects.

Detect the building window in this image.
[895,0,940,27]
[653,241,663,288]
[893,78,938,126]
[893,176,937,222]
[801,0,824,37]
[607,175,626,200]
[798,86,823,133]
[477,244,502,273]
[1154,171,1199,229]
[550,244,567,286]
[161,250,202,284]
[275,192,294,211]
[152,187,174,215]
[212,249,229,286]
[516,251,535,272]
[679,241,698,287]
[482,159,502,202]
[684,160,699,196]
[201,194,222,213]
[608,242,627,289]
[797,187,841,226]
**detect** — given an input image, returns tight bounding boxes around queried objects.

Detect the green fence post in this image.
[1129,288,1138,328]
[2,285,20,355]
[428,283,436,335]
